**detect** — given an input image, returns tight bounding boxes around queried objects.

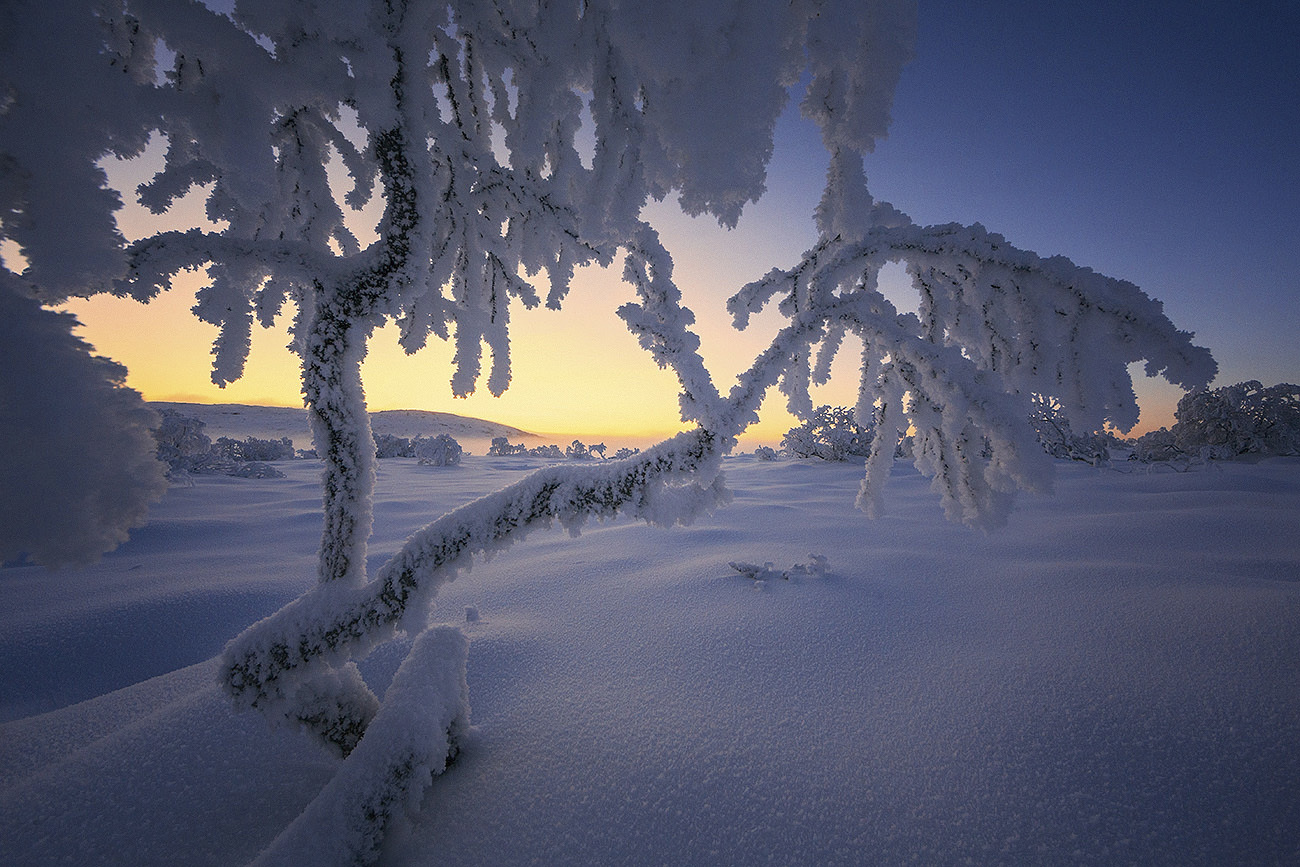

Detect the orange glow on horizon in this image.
[48,133,1187,450]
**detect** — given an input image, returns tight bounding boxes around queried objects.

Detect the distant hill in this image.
[149,402,539,451]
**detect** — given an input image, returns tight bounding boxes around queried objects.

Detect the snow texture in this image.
[2,456,1298,865]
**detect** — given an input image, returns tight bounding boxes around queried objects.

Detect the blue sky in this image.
[862,0,1299,415]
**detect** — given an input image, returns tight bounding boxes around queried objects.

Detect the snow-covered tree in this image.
[1,0,1217,860]
[213,434,297,462]
[1172,380,1300,458]
[152,409,214,474]
[1028,393,1118,466]
[413,432,462,466]
[1129,381,1300,461]
[782,404,874,461]
[487,436,526,457]
[0,281,168,567]
[565,439,593,460]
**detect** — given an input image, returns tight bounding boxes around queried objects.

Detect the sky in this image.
[61,0,1300,447]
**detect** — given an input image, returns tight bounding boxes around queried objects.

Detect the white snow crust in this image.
[3,455,1298,865]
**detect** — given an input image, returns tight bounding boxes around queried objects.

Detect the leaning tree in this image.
[0,0,1216,861]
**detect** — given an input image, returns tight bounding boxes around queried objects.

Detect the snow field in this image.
[2,455,1298,864]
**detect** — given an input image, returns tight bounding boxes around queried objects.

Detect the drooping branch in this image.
[727,222,1216,527]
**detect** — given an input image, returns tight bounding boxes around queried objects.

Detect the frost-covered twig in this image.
[729,554,829,582]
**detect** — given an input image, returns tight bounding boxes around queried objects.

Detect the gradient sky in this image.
[63,1,1300,447]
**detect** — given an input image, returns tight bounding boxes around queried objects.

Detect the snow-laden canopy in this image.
[1,2,1219,859]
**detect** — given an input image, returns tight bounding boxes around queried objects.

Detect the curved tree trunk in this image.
[303,291,378,586]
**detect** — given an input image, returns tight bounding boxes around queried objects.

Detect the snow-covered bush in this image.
[566,440,593,460]
[1028,394,1119,466]
[487,437,527,457]
[153,412,287,478]
[489,438,604,461]
[729,554,829,582]
[781,406,873,461]
[373,433,412,459]
[753,446,779,461]
[414,434,462,467]
[153,410,214,474]
[1127,381,1300,463]
[213,435,297,462]
[1129,427,1180,463]
[1173,381,1300,458]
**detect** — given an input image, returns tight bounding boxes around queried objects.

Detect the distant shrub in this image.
[213,435,296,462]
[490,437,607,461]
[753,445,779,461]
[374,433,412,458]
[153,410,213,474]
[1028,394,1121,466]
[152,410,285,479]
[782,405,873,461]
[374,433,463,463]
[414,434,462,466]
[487,436,526,456]
[1173,381,1300,458]
[1128,381,1300,463]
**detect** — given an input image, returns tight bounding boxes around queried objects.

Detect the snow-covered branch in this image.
[220,429,723,744]
[727,222,1216,527]
[4,3,1222,861]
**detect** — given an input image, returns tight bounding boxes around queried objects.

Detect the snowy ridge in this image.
[148,402,538,452]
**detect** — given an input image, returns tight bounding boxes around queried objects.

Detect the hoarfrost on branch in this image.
[0,0,1215,861]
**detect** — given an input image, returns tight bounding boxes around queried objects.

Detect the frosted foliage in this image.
[1165,381,1300,459]
[2,1,1220,860]
[0,278,168,567]
[726,223,1216,528]
[414,433,462,466]
[782,405,873,461]
[0,0,157,301]
[0,0,922,585]
[0,0,921,597]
